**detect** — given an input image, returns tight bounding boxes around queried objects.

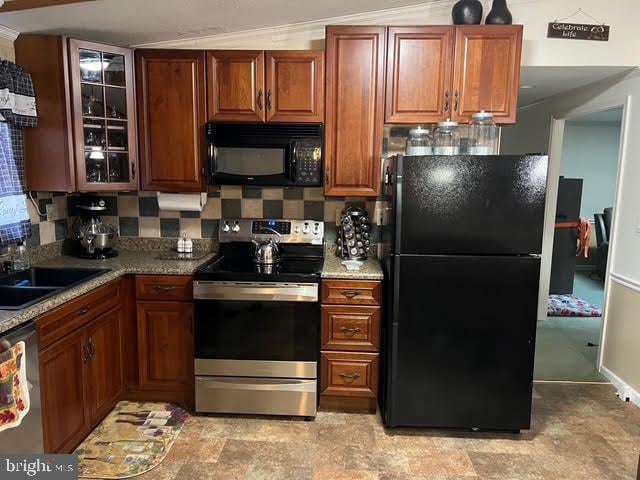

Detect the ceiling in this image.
[0,0,433,46]
[518,66,634,107]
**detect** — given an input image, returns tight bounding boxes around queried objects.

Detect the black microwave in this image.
[206,123,323,187]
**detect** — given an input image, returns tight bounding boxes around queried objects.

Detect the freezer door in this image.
[396,155,548,255]
[385,255,540,430]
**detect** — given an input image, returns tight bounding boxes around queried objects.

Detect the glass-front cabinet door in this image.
[69,39,138,191]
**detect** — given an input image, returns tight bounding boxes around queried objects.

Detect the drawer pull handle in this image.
[339,372,361,381]
[340,290,360,299]
[339,326,362,335]
[79,307,90,315]
[152,285,177,292]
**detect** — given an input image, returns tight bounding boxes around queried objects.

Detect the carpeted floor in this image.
[134,383,640,480]
[535,271,606,382]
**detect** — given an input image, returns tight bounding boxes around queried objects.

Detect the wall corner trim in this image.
[0,24,19,42]
[610,272,640,293]
[600,365,640,408]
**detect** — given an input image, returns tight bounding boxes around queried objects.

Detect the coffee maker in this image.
[71,197,118,259]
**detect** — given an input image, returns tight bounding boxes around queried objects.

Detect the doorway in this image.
[534,107,623,382]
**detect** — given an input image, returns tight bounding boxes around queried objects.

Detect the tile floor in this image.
[535,271,606,382]
[140,383,639,480]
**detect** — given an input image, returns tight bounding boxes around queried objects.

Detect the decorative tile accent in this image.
[25,188,384,245]
[160,218,180,238]
[222,199,242,218]
[119,217,139,237]
[263,200,284,219]
[139,196,159,217]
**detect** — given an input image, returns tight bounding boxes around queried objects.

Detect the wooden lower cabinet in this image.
[40,328,90,454]
[86,307,124,425]
[39,302,124,453]
[135,300,194,406]
[320,279,383,414]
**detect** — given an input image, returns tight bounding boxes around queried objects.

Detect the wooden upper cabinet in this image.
[385,26,455,123]
[69,39,138,191]
[324,26,386,197]
[452,25,523,124]
[15,34,138,192]
[266,51,324,123]
[207,50,265,122]
[136,49,206,192]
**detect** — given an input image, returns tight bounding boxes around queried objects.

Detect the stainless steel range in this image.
[193,218,324,418]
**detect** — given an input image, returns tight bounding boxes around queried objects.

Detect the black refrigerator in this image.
[380,155,548,432]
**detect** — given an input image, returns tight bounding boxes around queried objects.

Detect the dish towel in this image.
[0,60,38,246]
[0,340,30,433]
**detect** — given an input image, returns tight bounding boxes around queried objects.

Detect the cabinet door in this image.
[385,26,455,123]
[40,329,89,453]
[137,302,194,391]
[207,50,265,122]
[265,51,324,123]
[325,26,386,197]
[451,25,523,124]
[136,49,206,191]
[69,39,138,191]
[87,307,124,425]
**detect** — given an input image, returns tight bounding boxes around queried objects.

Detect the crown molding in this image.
[0,24,18,42]
[132,0,457,48]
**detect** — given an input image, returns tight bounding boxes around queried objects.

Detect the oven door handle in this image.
[193,281,319,302]
[196,376,316,392]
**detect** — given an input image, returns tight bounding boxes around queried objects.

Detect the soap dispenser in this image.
[177,233,186,253]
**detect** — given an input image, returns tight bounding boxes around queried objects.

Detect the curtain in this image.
[0,60,37,246]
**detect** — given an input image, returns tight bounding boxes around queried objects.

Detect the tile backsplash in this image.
[59,186,383,244]
[26,192,69,247]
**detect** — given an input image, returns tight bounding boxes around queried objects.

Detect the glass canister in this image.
[433,119,461,155]
[468,110,499,155]
[405,127,433,156]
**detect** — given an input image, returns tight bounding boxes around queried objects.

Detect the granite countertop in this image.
[321,253,384,281]
[0,250,216,336]
[0,247,383,336]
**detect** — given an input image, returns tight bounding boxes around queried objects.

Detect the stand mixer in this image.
[71,197,118,259]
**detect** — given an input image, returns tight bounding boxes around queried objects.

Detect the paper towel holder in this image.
[156,192,208,212]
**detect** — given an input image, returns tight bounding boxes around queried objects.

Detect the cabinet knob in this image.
[152,285,177,292]
[257,89,263,111]
[340,290,360,299]
[339,372,361,382]
[339,326,362,335]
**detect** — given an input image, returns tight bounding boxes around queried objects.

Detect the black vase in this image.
[452,0,483,25]
[486,0,513,25]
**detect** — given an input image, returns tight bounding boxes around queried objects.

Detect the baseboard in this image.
[600,365,640,407]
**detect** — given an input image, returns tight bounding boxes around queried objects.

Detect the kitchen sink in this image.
[0,267,111,310]
[0,286,62,310]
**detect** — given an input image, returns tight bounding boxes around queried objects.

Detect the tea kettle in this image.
[252,239,280,265]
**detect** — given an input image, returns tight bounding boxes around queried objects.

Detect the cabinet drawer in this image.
[320,351,378,398]
[321,305,380,352]
[135,275,193,302]
[322,280,382,305]
[37,279,122,350]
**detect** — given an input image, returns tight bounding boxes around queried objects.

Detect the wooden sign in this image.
[548,22,610,41]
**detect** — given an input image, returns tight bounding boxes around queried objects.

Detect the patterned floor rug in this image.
[548,294,602,317]
[76,401,188,479]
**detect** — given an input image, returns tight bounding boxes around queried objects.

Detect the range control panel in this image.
[219,219,324,245]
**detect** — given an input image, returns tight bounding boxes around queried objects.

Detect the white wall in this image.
[135,0,640,70]
[560,121,621,219]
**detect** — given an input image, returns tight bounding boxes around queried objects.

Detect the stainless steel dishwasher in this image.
[0,321,44,453]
